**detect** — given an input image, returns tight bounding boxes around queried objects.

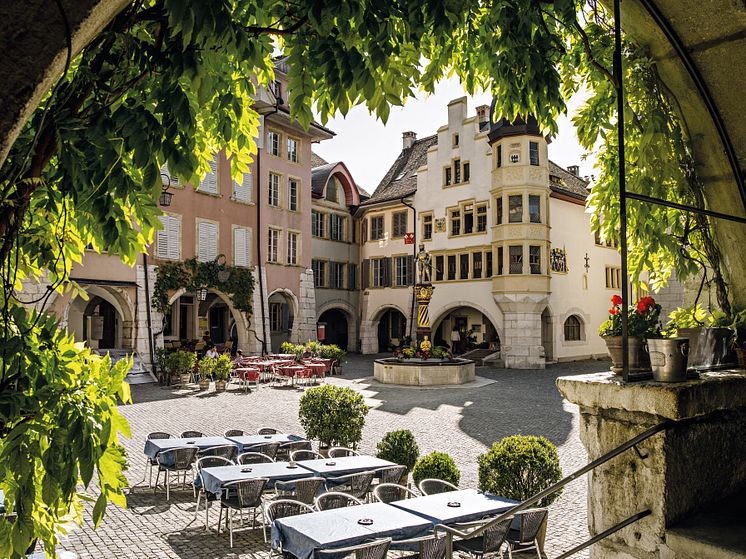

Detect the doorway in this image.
[318,308,349,350]
[541,307,554,361]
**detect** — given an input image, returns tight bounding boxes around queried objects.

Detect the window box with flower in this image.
[598,295,661,374]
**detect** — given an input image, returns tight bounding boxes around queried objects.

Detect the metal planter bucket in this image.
[647,338,689,382]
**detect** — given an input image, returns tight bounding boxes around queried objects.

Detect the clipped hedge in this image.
[412,451,461,487]
[478,435,563,507]
[376,430,420,473]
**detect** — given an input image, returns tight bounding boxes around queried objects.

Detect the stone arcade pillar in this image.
[557,371,746,559]
[495,293,547,369]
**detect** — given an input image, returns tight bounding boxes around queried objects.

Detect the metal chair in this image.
[237,451,275,464]
[418,478,459,496]
[143,432,172,487]
[376,465,407,485]
[505,508,548,559]
[276,440,312,461]
[396,533,447,559]
[314,491,364,511]
[154,446,199,501]
[194,456,234,528]
[245,441,280,460]
[372,483,418,504]
[328,446,359,458]
[325,471,375,500]
[452,516,513,559]
[263,499,315,546]
[290,449,324,461]
[217,478,270,547]
[180,430,205,439]
[224,429,244,437]
[274,476,325,505]
[257,427,279,435]
[198,444,237,462]
[316,538,391,559]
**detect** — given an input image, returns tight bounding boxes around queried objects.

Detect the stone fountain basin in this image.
[373,358,475,385]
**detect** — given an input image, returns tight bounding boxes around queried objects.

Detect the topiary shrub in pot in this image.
[213,354,232,392]
[412,451,461,487]
[298,384,368,451]
[376,430,420,483]
[172,351,196,385]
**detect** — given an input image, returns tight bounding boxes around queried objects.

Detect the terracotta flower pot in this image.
[198,379,210,391]
[603,336,646,374]
[179,373,191,385]
[214,380,227,393]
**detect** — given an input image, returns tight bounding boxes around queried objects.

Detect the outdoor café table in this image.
[227,433,306,453]
[297,455,396,477]
[234,367,260,390]
[197,461,314,495]
[303,362,327,379]
[272,502,432,559]
[390,489,517,525]
[272,353,296,359]
[278,364,306,386]
[143,436,236,465]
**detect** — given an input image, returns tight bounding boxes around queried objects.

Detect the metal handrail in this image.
[554,510,651,559]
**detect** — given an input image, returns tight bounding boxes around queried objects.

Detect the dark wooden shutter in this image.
[362,259,370,289]
[383,257,392,287]
[406,255,414,285]
[348,263,356,290]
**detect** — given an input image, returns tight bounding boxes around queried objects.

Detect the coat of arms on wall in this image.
[550,247,568,273]
[434,218,447,233]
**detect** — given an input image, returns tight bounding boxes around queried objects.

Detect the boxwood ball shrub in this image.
[478,435,563,507]
[376,430,420,473]
[298,385,369,448]
[412,451,461,487]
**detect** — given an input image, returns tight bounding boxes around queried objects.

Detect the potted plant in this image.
[298,384,369,452]
[376,430,420,484]
[197,355,215,390]
[666,304,733,370]
[171,351,196,385]
[213,354,231,392]
[411,451,461,488]
[599,295,660,374]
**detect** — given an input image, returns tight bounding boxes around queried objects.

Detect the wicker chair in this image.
[328,447,359,458]
[274,477,325,505]
[314,491,364,511]
[376,465,407,485]
[325,471,375,500]
[194,456,233,528]
[372,483,418,504]
[144,432,172,487]
[257,427,279,435]
[245,442,280,460]
[452,516,513,559]
[316,538,391,559]
[290,449,324,461]
[396,533,448,559]
[198,444,237,462]
[276,440,312,461]
[418,478,459,496]
[180,430,205,439]
[237,452,274,464]
[263,499,315,545]
[224,429,244,437]
[154,446,199,500]
[217,478,270,547]
[505,508,548,559]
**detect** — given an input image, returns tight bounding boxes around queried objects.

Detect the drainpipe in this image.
[400,196,416,341]
[142,253,157,381]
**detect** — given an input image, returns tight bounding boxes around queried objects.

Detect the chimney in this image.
[402,131,417,150]
[476,105,489,124]
[567,165,580,176]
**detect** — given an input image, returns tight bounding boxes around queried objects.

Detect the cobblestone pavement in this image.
[58,356,610,559]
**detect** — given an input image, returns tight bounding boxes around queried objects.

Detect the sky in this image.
[313,78,595,195]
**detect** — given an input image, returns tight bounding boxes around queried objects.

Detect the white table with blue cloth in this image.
[196,462,314,494]
[296,456,395,477]
[390,489,518,524]
[272,502,432,559]
[226,433,305,453]
[143,436,236,466]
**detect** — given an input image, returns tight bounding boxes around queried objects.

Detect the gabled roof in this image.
[311,162,341,196]
[548,161,591,201]
[360,134,437,206]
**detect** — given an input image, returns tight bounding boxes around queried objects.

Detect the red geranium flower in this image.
[640,296,656,307]
[611,295,623,306]
[637,301,647,314]
[609,307,619,315]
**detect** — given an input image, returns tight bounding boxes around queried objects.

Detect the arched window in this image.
[326,177,338,203]
[564,315,582,341]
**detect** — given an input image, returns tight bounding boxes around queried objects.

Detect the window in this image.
[269,302,283,332]
[508,195,523,223]
[330,214,345,241]
[497,145,502,168]
[486,251,493,277]
[156,214,180,260]
[447,255,457,280]
[444,167,452,186]
[372,258,386,287]
[530,141,539,166]
[268,173,280,207]
[471,252,483,279]
[529,245,541,274]
[233,227,252,268]
[497,247,504,275]
[272,80,282,102]
[312,260,326,288]
[361,219,368,243]
[287,137,299,163]
[347,263,357,290]
[288,178,299,211]
[477,204,487,232]
[496,198,503,225]
[311,211,325,238]
[606,266,622,289]
[267,130,280,156]
[392,211,407,238]
[371,216,384,240]
[450,210,461,236]
[199,158,218,195]
[463,162,470,182]
[422,214,433,240]
[454,159,461,184]
[326,177,338,203]
[459,254,469,280]
[509,245,523,274]
[394,256,409,286]
[330,261,344,289]
[435,255,444,281]
[529,195,541,223]
[197,220,218,262]
[268,229,280,263]
[287,232,298,265]
[452,133,459,146]
[463,204,474,234]
[564,315,582,341]
[233,171,252,203]
[594,230,602,245]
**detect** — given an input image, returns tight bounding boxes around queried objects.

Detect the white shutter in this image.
[160,164,179,187]
[199,158,218,194]
[197,221,218,262]
[233,227,252,268]
[156,215,180,260]
[156,215,170,259]
[233,172,252,203]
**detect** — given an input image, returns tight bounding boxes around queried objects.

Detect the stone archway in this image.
[431,303,502,355]
[65,285,135,350]
[267,288,299,351]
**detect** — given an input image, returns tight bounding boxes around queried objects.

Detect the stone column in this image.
[494,293,547,369]
[249,265,270,353]
[557,371,746,559]
[295,268,317,344]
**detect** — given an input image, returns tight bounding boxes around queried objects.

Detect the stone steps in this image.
[461,348,501,366]
[92,349,156,384]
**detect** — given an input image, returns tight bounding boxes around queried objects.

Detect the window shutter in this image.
[233,227,252,267]
[200,158,218,194]
[383,257,392,287]
[348,263,356,290]
[233,172,252,202]
[362,259,370,289]
[281,303,290,331]
[406,255,414,285]
[156,215,170,259]
[198,221,218,262]
[167,216,180,260]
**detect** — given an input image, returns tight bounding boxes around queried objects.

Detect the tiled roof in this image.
[311,162,340,196]
[310,152,328,168]
[360,134,438,206]
[548,161,591,201]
